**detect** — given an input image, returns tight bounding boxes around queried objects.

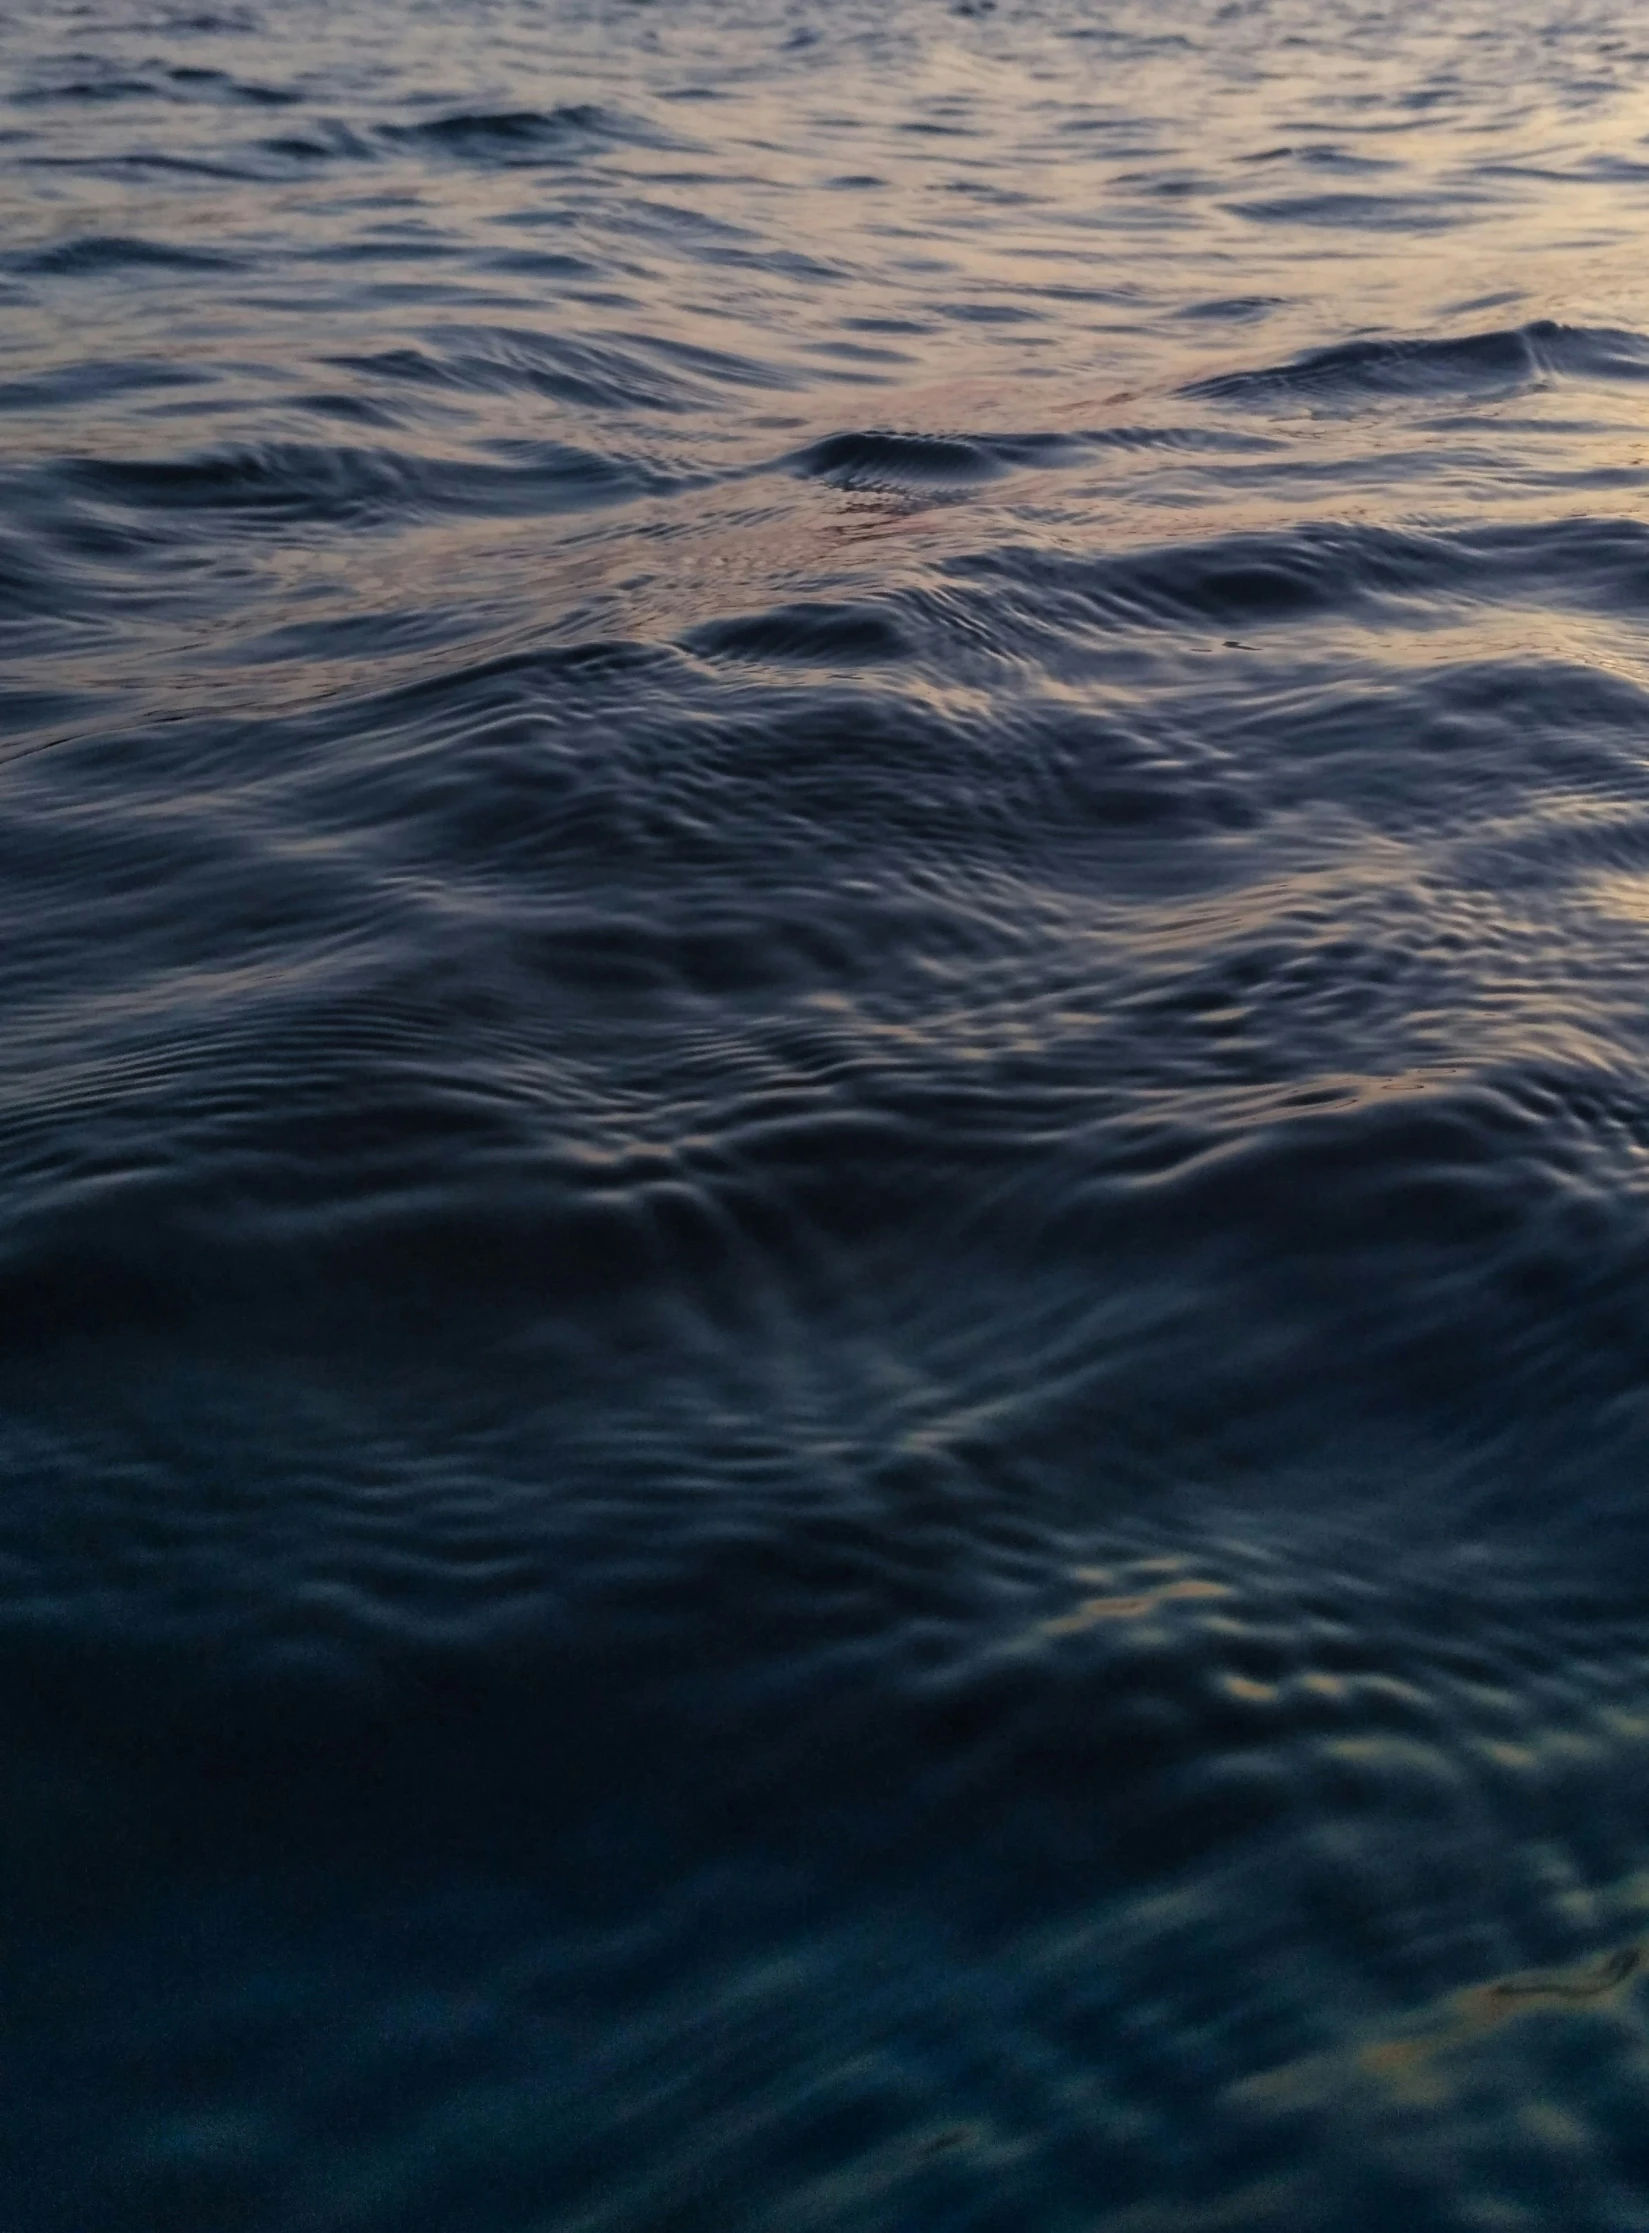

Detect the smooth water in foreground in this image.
[10,0,1649,2222]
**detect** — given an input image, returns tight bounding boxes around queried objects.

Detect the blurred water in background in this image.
[10,0,1649,2223]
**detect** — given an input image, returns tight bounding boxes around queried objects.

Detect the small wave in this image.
[255,119,377,165]
[1243,142,1399,173]
[949,515,1649,637]
[0,358,202,412]
[17,232,243,275]
[55,437,688,528]
[793,430,1000,485]
[379,102,679,165]
[153,6,260,25]
[1226,189,1482,231]
[329,330,722,415]
[12,73,162,105]
[479,248,600,281]
[792,427,1081,491]
[16,63,297,107]
[164,64,295,104]
[22,148,266,181]
[1187,319,1649,407]
[1175,293,1287,323]
[685,601,911,666]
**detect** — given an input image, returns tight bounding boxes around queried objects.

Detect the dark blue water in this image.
[11,0,1649,2223]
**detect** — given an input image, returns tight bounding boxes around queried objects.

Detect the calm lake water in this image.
[9,0,1649,2224]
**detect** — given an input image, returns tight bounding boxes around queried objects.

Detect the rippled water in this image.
[12,0,1649,2223]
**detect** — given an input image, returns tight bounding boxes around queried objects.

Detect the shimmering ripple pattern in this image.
[9,0,1649,2225]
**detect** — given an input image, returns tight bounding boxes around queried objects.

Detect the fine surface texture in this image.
[8,0,1649,2224]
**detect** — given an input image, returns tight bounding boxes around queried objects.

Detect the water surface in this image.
[9,0,1649,2224]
